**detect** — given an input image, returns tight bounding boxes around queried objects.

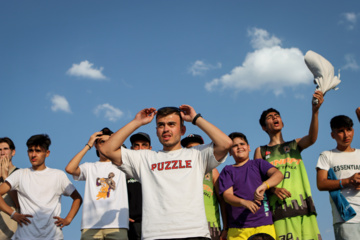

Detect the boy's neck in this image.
[337,145,355,152]
[268,132,285,146]
[233,158,249,167]
[32,165,46,171]
[99,158,111,162]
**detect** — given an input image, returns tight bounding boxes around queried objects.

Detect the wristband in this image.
[86,144,91,150]
[192,113,202,125]
[339,179,344,189]
[264,181,270,189]
[10,210,16,219]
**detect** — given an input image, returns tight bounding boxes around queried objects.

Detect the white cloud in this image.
[51,94,72,113]
[67,60,107,80]
[94,103,123,122]
[205,28,312,96]
[188,60,222,76]
[248,28,282,49]
[343,54,359,70]
[339,12,359,30]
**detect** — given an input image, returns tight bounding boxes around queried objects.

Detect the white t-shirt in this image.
[74,161,129,230]
[120,143,225,240]
[316,148,360,224]
[6,167,76,240]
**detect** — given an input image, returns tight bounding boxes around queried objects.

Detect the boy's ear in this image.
[331,131,335,139]
[181,125,186,136]
[46,150,50,157]
[261,125,267,132]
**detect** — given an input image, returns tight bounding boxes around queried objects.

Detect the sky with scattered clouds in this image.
[1,1,360,239]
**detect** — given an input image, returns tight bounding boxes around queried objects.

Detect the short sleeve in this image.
[316,151,331,171]
[5,169,21,190]
[196,143,223,174]
[120,147,145,180]
[219,166,234,195]
[74,162,89,181]
[59,171,76,196]
[257,159,275,178]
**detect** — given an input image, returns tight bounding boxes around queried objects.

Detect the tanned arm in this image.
[180,105,232,161]
[297,91,324,151]
[53,190,82,229]
[65,131,102,176]
[0,181,33,227]
[254,167,284,203]
[99,108,156,166]
[317,168,360,191]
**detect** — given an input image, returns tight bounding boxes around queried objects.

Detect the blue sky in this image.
[1,1,360,239]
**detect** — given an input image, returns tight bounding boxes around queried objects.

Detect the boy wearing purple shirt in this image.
[219,132,283,240]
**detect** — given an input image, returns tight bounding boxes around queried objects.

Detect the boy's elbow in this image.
[316,182,326,191]
[223,138,233,152]
[65,166,72,174]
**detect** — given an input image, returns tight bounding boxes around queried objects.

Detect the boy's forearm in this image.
[194,117,232,161]
[100,119,142,164]
[65,146,89,175]
[0,196,15,216]
[65,191,82,223]
[266,170,284,188]
[224,193,247,208]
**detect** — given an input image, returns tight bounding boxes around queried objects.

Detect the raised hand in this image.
[0,156,10,179]
[312,91,324,112]
[179,105,197,122]
[135,108,156,126]
[87,131,103,148]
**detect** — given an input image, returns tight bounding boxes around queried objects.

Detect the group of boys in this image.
[0,96,359,240]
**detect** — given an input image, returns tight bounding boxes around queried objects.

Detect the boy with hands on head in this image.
[100,104,232,240]
[66,128,129,240]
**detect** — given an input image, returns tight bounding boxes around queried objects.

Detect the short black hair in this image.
[0,137,15,150]
[228,132,249,144]
[26,134,51,150]
[330,115,353,131]
[156,107,184,126]
[259,108,280,127]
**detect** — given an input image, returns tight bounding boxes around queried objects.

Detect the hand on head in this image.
[179,105,197,122]
[135,108,156,126]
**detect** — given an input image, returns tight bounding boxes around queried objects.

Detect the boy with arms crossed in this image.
[66,128,129,240]
[100,105,232,240]
[0,134,82,240]
[219,132,283,240]
[316,110,360,240]
[254,91,324,240]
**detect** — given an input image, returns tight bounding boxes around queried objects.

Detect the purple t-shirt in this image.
[219,159,274,228]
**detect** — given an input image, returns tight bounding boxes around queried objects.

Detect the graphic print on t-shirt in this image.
[96,172,116,200]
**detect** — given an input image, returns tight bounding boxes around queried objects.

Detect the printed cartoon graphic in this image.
[96,172,116,200]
